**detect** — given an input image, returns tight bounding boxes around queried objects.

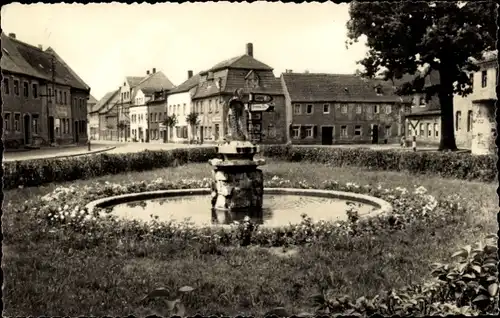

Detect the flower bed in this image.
[6,176,498,316]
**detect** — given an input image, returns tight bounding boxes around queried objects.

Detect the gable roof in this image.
[1,32,88,91]
[201,54,273,74]
[88,94,98,104]
[281,73,410,103]
[94,90,118,113]
[168,72,202,94]
[132,71,175,98]
[126,76,145,88]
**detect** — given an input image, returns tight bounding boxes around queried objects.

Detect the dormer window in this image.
[245,70,260,88]
[375,86,383,95]
[207,72,214,80]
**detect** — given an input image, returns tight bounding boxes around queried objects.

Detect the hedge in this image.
[261,145,497,182]
[3,145,496,190]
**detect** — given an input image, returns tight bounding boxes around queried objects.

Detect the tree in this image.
[186,112,199,142]
[117,120,126,140]
[162,114,178,141]
[346,1,496,151]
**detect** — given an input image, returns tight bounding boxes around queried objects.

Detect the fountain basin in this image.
[85,188,392,228]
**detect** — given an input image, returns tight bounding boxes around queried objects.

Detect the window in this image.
[293,104,301,115]
[23,81,29,97]
[306,104,313,114]
[385,105,392,114]
[208,100,212,112]
[375,86,382,95]
[54,89,58,103]
[3,78,9,94]
[55,118,60,135]
[419,123,424,136]
[356,105,362,114]
[340,125,348,137]
[59,91,62,104]
[14,113,20,131]
[32,83,38,98]
[32,114,39,134]
[354,125,362,136]
[481,70,487,88]
[434,123,439,137]
[467,110,473,132]
[215,100,219,113]
[63,92,67,105]
[407,123,412,136]
[323,104,330,114]
[183,103,187,114]
[48,88,52,102]
[427,123,431,137]
[4,112,11,131]
[374,105,379,114]
[419,96,426,107]
[386,125,392,137]
[455,111,462,131]
[14,79,19,96]
[341,105,348,114]
[305,126,314,138]
[469,73,474,91]
[292,126,300,139]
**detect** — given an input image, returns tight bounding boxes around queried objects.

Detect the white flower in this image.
[58,207,62,212]
[63,205,69,210]
[243,216,250,222]
[80,210,86,215]
[84,215,92,221]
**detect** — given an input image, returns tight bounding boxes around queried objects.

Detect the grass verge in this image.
[2,161,497,316]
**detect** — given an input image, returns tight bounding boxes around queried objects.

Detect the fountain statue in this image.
[209,88,266,212]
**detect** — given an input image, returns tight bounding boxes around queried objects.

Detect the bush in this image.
[4,145,495,189]
[3,147,218,190]
[260,145,497,182]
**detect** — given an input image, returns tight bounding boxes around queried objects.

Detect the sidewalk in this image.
[3,144,115,162]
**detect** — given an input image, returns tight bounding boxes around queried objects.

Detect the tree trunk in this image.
[438,67,458,151]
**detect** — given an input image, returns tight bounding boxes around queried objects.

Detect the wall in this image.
[88,111,99,140]
[71,89,89,144]
[290,101,405,145]
[129,105,148,142]
[471,101,496,155]
[167,91,191,142]
[406,116,441,146]
[454,61,497,150]
[2,72,46,148]
[146,103,167,143]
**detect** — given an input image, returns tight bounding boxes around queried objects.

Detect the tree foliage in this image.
[186,112,199,127]
[163,114,178,128]
[346,1,497,150]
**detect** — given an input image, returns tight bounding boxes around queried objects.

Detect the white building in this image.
[166,70,200,143]
[129,69,175,142]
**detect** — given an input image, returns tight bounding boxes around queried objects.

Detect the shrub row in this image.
[261,145,497,182]
[3,144,496,189]
[3,148,218,190]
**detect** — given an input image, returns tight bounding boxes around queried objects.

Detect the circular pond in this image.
[87,188,392,228]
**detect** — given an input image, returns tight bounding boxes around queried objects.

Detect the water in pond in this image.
[108,194,378,227]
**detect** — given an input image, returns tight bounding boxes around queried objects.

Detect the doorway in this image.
[371,124,379,144]
[200,126,204,142]
[48,116,55,143]
[24,114,31,145]
[74,121,79,143]
[321,126,334,145]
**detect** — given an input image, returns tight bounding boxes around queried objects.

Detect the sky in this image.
[1,2,369,100]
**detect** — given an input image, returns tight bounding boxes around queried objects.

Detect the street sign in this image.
[249,93,273,103]
[249,103,275,112]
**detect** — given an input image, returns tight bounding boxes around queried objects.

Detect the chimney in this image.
[8,33,16,39]
[285,69,293,73]
[38,44,43,50]
[152,68,156,74]
[147,70,150,75]
[188,70,193,79]
[246,43,253,57]
[304,70,310,74]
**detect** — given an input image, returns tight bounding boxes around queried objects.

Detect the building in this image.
[406,51,497,154]
[146,89,169,143]
[116,75,146,141]
[458,51,497,155]
[405,70,442,146]
[191,43,287,144]
[281,72,411,145]
[86,94,98,139]
[1,32,91,148]
[129,69,175,142]
[166,70,201,143]
[98,90,120,140]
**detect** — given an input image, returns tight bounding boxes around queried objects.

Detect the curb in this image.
[4,146,116,162]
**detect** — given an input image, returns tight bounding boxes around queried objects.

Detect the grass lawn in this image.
[2,160,497,316]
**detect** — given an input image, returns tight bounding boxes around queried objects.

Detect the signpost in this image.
[249,103,275,112]
[246,92,275,143]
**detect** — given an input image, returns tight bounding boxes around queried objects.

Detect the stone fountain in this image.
[209,89,266,212]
